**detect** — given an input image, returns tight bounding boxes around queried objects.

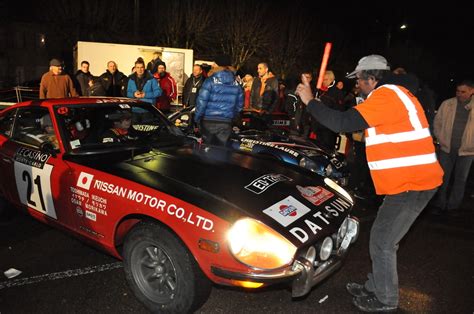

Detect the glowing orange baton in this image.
[316,42,332,90]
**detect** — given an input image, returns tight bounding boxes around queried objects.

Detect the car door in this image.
[3,106,75,229]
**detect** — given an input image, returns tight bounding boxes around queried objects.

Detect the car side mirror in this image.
[40,142,58,157]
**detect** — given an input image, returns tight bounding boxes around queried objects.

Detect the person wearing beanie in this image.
[194,54,244,146]
[153,61,177,112]
[39,58,78,99]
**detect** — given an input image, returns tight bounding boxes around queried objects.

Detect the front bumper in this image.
[212,216,359,297]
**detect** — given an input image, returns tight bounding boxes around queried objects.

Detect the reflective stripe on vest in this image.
[365,84,429,147]
[365,84,435,171]
[368,152,438,170]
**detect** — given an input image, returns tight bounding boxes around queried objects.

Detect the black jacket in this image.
[182,75,204,107]
[74,70,93,96]
[99,70,127,97]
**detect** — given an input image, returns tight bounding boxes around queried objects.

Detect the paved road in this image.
[1,192,472,314]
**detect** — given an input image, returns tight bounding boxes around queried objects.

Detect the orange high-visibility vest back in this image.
[355,84,443,195]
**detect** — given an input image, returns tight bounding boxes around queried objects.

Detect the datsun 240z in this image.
[0,98,359,313]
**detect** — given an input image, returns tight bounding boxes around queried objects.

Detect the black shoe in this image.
[352,295,398,312]
[346,282,373,297]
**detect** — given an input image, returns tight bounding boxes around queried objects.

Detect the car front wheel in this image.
[123,221,211,313]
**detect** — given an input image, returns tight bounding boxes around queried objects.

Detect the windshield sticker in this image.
[241,138,299,157]
[133,124,159,132]
[57,107,69,115]
[297,185,334,206]
[263,196,311,227]
[119,104,131,108]
[70,139,81,149]
[245,173,290,194]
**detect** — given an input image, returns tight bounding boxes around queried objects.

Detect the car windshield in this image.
[54,101,183,152]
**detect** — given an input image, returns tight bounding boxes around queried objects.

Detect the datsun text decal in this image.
[245,173,290,194]
[76,172,214,231]
[289,198,352,243]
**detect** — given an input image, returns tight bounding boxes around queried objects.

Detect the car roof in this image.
[11,97,144,109]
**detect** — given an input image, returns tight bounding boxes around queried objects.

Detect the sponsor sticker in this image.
[263,196,311,226]
[14,147,50,169]
[245,173,290,194]
[85,210,97,221]
[77,172,94,190]
[297,185,334,206]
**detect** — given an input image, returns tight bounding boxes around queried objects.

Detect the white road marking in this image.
[0,262,123,290]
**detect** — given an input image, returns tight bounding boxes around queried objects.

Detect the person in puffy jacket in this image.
[127,58,162,104]
[194,55,244,146]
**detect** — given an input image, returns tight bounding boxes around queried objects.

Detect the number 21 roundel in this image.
[14,161,57,219]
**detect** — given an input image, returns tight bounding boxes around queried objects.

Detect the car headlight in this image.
[325,164,333,177]
[227,218,297,270]
[324,178,353,204]
[299,157,323,175]
[319,237,333,261]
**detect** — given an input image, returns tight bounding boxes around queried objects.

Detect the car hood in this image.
[74,143,353,246]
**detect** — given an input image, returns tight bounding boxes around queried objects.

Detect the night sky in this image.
[3,0,473,101]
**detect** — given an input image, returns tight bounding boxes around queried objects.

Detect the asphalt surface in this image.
[1,185,473,313]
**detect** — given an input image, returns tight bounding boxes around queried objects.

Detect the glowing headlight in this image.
[324,178,353,204]
[227,218,297,270]
[319,237,333,261]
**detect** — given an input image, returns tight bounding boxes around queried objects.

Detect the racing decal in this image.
[70,186,108,217]
[85,211,97,221]
[74,172,214,231]
[77,172,94,190]
[95,99,132,104]
[330,157,344,169]
[272,119,290,126]
[57,107,69,115]
[14,158,57,219]
[289,198,352,243]
[263,196,311,227]
[324,198,352,217]
[245,173,290,194]
[14,147,50,169]
[241,138,299,157]
[297,185,334,206]
[132,125,159,132]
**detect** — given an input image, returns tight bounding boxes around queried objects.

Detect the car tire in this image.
[123,221,211,313]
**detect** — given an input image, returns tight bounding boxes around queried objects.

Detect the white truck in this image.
[73,41,194,100]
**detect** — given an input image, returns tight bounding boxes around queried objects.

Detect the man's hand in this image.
[296,74,314,105]
[134,91,144,98]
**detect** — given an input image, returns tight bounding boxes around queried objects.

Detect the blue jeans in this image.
[434,150,473,210]
[364,188,437,306]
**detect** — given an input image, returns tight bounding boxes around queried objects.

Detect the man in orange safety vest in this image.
[296,54,443,312]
